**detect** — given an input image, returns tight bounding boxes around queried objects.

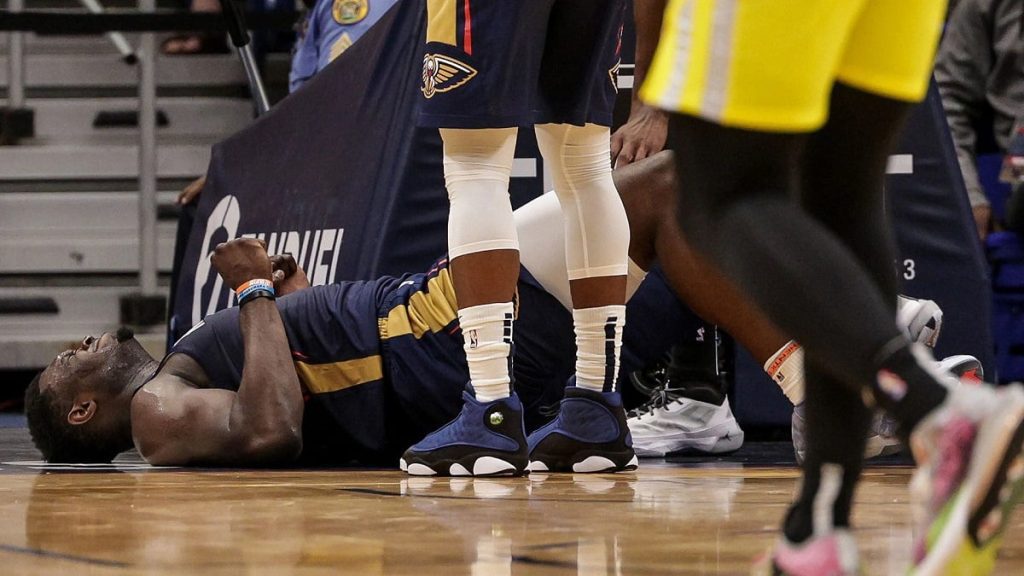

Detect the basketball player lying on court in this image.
[24,153,964,467]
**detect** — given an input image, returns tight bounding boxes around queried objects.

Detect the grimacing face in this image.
[39,331,133,401]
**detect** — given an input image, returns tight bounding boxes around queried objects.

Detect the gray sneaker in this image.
[791,403,807,465]
[864,354,984,460]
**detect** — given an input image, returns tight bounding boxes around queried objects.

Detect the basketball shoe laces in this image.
[627,385,676,420]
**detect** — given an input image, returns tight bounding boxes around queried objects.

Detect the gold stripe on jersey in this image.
[379,268,459,341]
[426,0,457,46]
[295,355,384,394]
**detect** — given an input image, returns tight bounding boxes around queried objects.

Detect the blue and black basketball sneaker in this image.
[400,389,529,477]
[527,384,639,473]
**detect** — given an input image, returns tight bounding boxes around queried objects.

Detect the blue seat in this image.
[987,231,1024,382]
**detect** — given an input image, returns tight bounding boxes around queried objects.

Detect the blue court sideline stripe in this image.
[0,543,129,568]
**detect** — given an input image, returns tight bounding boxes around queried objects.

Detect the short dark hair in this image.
[24,371,121,463]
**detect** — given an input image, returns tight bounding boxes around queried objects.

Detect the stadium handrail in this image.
[0,11,299,34]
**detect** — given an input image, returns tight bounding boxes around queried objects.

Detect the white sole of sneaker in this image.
[913,388,1024,576]
[633,425,745,457]
[572,455,640,473]
[402,458,520,477]
[573,456,616,473]
[406,463,438,476]
[472,457,517,476]
[527,455,639,473]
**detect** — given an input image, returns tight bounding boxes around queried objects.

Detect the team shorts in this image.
[641,0,947,132]
[418,0,626,128]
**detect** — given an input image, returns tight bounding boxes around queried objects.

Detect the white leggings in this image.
[534,123,630,281]
[441,127,519,259]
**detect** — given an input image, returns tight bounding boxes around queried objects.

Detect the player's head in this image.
[24,328,150,463]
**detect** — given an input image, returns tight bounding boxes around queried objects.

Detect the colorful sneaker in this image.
[908,382,1024,575]
[864,355,984,460]
[399,390,528,477]
[627,384,744,456]
[754,530,860,576]
[527,385,639,473]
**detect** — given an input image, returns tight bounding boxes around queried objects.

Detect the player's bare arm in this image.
[131,239,305,466]
[610,0,668,169]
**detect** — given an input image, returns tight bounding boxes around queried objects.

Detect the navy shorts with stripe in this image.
[418,0,626,128]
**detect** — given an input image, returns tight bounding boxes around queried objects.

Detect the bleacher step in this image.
[30,97,251,137]
[0,53,245,88]
[0,285,169,369]
[0,191,178,273]
[0,135,213,180]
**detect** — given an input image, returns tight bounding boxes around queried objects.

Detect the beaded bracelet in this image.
[235,279,276,307]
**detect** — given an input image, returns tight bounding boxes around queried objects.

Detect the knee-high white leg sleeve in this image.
[534,123,630,280]
[515,192,648,310]
[441,128,520,259]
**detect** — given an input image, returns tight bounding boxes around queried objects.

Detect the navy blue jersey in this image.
[167,256,699,465]
[418,0,626,128]
[167,257,565,464]
[169,273,419,465]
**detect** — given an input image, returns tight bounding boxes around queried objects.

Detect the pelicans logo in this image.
[421,53,477,99]
[333,0,368,25]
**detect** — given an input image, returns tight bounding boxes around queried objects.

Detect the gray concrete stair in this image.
[0,134,214,180]
[30,97,252,137]
[0,53,246,88]
[0,191,179,273]
[0,16,263,370]
[0,285,168,369]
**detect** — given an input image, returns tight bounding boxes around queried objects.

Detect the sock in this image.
[664,324,726,405]
[873,341,949,440]
[764,341,805,405]
[573,305,626,393]
[459,302,514,402]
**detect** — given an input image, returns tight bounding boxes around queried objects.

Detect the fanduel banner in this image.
[171,3,432,342]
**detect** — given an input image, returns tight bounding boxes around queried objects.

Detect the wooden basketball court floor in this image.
[1,427,1023,575]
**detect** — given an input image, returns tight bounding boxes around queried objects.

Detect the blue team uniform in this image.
[168,257,697,465]
[290,0,399,92]
[418,0,626,128]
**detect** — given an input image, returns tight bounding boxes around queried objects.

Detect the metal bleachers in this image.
[0,27,255,368]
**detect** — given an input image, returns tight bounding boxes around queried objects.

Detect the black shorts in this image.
[418,0,626,129]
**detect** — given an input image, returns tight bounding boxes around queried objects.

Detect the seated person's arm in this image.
[134,240,305,466]
[934,0,993,236]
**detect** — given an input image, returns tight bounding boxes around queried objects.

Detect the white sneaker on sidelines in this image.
[897,295,943,348]
[627,387,744,457]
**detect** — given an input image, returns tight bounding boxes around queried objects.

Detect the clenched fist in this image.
[211,238,273,291]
